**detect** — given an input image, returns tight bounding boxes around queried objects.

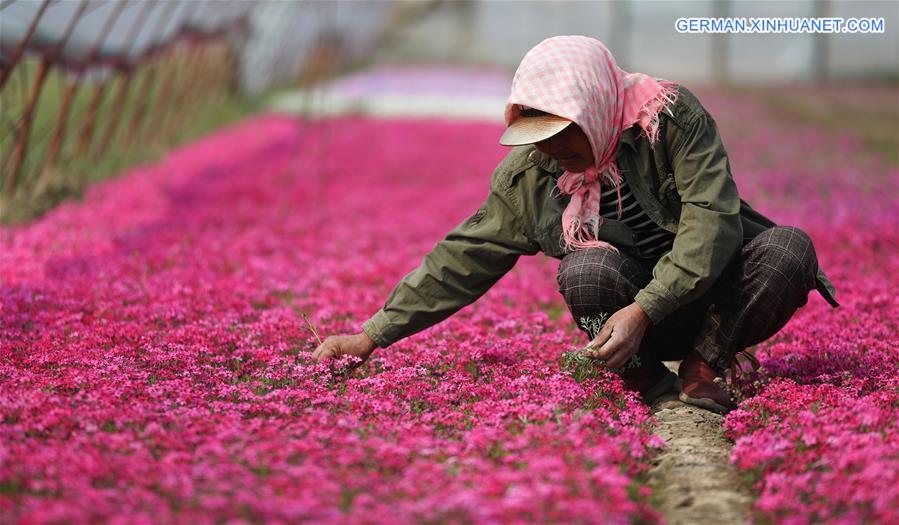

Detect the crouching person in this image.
[312,36,838,414]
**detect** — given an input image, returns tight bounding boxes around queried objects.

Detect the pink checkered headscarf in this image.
[505,35,678,251]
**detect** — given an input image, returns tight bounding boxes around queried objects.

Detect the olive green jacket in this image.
[362,86,838,348]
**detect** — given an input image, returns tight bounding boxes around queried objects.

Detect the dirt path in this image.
[647,363,754,525]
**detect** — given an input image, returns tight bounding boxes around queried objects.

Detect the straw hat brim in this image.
[499,114,573,146]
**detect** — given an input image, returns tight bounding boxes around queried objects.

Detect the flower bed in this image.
[703,90,899,525]
[1,116,661,524]
[2,86,897,524]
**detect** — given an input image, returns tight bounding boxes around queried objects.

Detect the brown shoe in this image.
[620,359,679,405]
[678,350,737,414]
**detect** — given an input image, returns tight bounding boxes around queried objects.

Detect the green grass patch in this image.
[1,50,260,224]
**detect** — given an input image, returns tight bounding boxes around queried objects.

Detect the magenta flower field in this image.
[2,92,897,523]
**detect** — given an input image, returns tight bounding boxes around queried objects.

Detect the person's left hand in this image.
[585,303,653,369]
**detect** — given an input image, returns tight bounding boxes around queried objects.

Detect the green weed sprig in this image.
[560,313,642,382]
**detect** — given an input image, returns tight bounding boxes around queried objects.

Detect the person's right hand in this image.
[311,332,377,365]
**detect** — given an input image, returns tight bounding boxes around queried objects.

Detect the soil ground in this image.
[647,362,753,525]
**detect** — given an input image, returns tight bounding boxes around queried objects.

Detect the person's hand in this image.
[311,332,377,365]
[584,303,652,369]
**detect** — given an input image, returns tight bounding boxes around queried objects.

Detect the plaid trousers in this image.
[556,226,820,373]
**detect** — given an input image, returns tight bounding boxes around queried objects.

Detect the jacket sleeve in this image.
[362,170,540,348]
[633,111,743,324]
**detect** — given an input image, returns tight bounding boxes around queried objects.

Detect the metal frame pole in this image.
[165,42,205,137]
[75,81,109,156]
[124,1,179,147]
[3,61,50,196]
[75,1,137,156]
[0,0,52,89]
[42,0,128,172]
[95,0,157,155]
[4,0,88,197]
[145,1,202,142]
[40,76,78,171]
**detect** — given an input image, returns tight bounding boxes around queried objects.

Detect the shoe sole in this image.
[678,391,733,415]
